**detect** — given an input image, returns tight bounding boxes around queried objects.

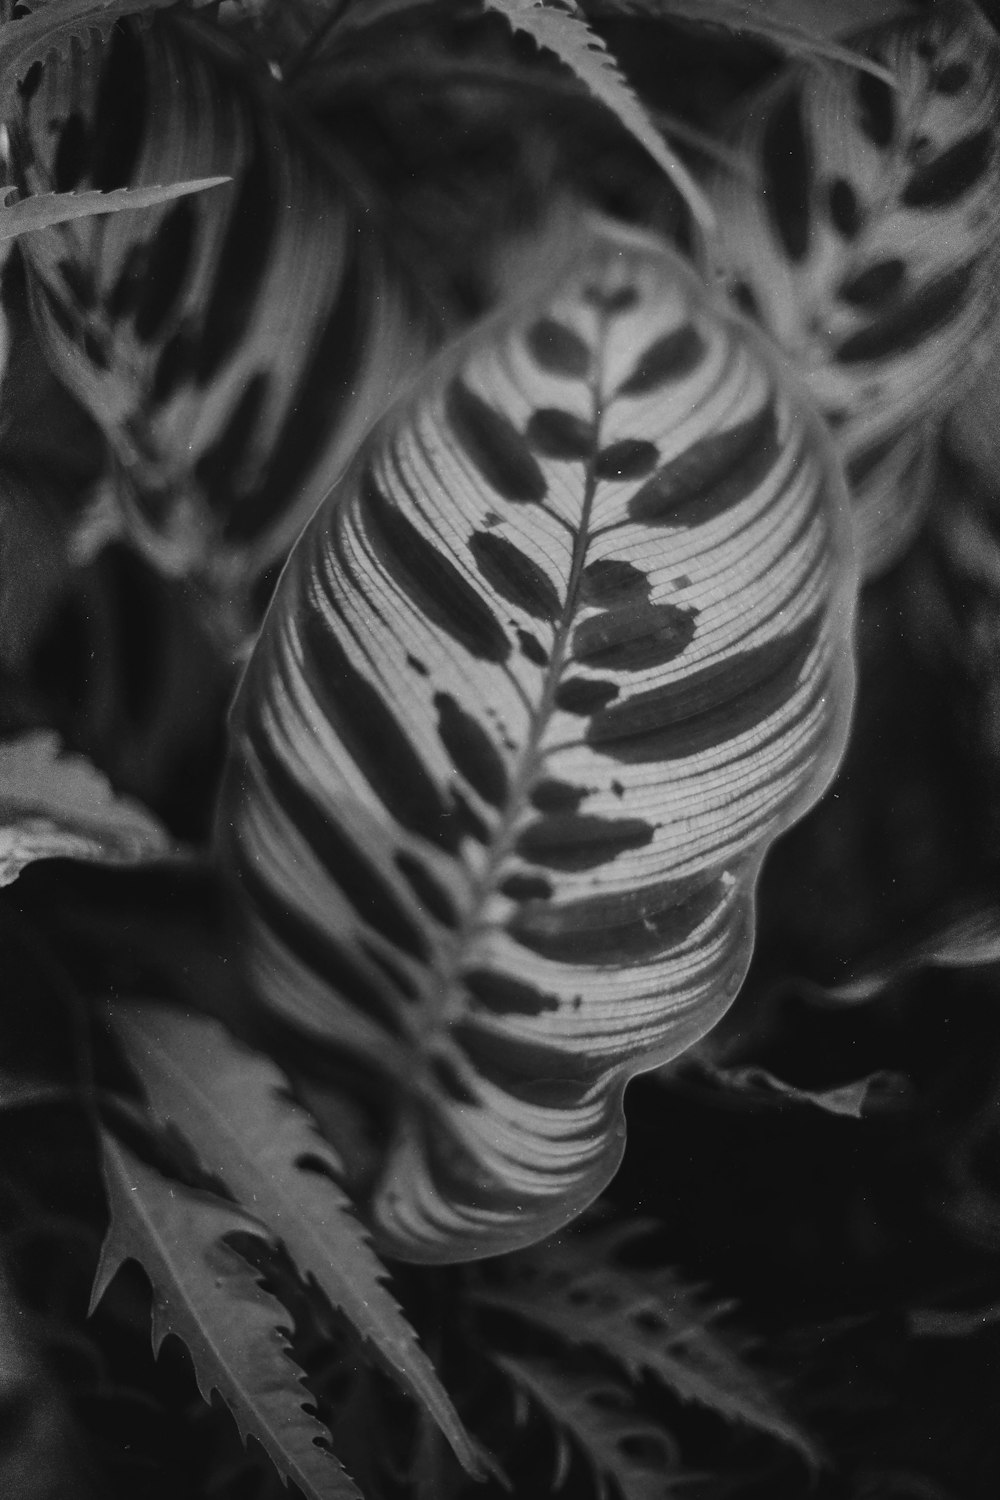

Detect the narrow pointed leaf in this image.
[0,731,168,886]
[221,220,856,1262]
[494,1354,682,1500]
[482,0,713,228]
[0,178,230,242]
[92,1131,360,1500]
[107,1001,483,1477]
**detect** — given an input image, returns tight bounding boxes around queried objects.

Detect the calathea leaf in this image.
[7,6,428,615]
[493,1354,681,1500]
[705,0,1000,577]
[91,1130,361,1500]
[220,218,856,1263]
[105,1001,484,1477]
[0,731,168,886]
[476,1222,817,1460]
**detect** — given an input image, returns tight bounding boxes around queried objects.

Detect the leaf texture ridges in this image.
[7,7,427,596]
[106,1001,483,1475]
[92,1130,361,1500]
[706,0,1000,577]
[220,221,856,1262]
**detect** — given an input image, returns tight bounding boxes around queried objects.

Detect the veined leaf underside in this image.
[222,224,856,1262]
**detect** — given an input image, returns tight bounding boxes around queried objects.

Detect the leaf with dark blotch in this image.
[469,531,562,620]
[446,379,547,502]
[554,677,620,714]
[531,779,588,813]
[572,601,697,672]
[827,176,863,239]
[465,970,561,1015]
[516,814,656,871]
[761,86,812,262]
[510,878,722,965]
[580,558,650,603]
[629,403,779,526]
[855,68,895,147]
[834,263,974,364]
[436,693,509,808]
[594,439,659,480]
[526,407,593,460]
[836,257,906,308]
[901,128,993,208]
[500,872,555,900]
[526,318,591,377]
[616,324,705,396]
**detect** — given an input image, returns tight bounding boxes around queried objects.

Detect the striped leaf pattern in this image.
[706,0,1000,576]
[7,11,426,598]
[219,223,856,1263]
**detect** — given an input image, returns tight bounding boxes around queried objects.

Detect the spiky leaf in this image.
[477,1225,817,1460]
[495,1354,681,1500]
[106,1001,483,1476]
[0,177,230,241]
[221,219,855,1262]
[0,731,168,886]
[482,0,712,227]
[92,1131,360,1500]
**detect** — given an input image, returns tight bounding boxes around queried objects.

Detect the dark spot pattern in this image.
[554,678,620,714]
[526,407,593,460]
[855,69,895,148]
[509,877,722,965]
[446,379,547,502]
[617,325,705,396]
[828,177,863,238]
[525,318,591,377]
[469,531,562,620]
[517,629,549,666]
[594,440,659,481]
[435,693,508,808]
[901,129,993,208]
[834,263,974,363]
[762,86,812,261]
[499,874,554,901]
[572,601,697,672]
[465,971,560,1015]
[933,61,971,94]
[531,780,588,813]
[516,814,655,871]
[581,559,648,604]
[836,257,906,307]
[629,403,780,527]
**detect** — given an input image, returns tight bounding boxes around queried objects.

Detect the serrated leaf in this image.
[477,1228,817,1462]
[495,1353,681,1500]
[0,178,230,242]
[481,0,713,228]
[106,1002,483,1478]
[92,1131,360,1500]
[0,731,169,886]
[221,218,856,1261]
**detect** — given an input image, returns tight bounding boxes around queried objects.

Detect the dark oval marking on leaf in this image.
[291,599,462,851]
[446,379,548,502]
[828,177,863,239]
[855,69,895,148]
[629,402,779,526]
[517,813,655,871]
[18,61,43,105]
[554,678,620,714]
[134,198,198,343]
[587,613,822,760]
[499,873,554,901]
[762,86,812,262]
[525,407,593,460]
[509,876,723,965]
[617,324,705,397]
[246,720,430,961]
[435,693,508,808]
[581,558,650,604]
[517,629,549,666]
[933,61,971,94]
[525,318,591,377]
[531,779,588,813]
[594,439,659,481]
[572,601,697,671]
[53,112,89,194]
[901,129,993,208]
[834,263,974,363]
[363,472,510,662]
[469,531,562,620]
[464,970,560,1015]
[395,851,458,928]
[836,257,906,307]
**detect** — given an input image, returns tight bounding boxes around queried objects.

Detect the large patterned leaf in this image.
[220,219,856,1262]
[7,7,427,608]
[705,0,1000,576]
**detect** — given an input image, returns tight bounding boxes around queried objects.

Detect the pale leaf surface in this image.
[92,1131,360,1500]
[0,178,231,242]
[0,731,168,887]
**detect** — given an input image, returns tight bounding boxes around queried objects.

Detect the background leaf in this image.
[0,177,231,242]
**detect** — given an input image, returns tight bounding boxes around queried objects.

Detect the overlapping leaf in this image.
[221,219,855,1262]
[705,0,1000,576]
[8,6,426,603]
[92,1131,359,1500]
[0,731,168,886]
[106,1001,483,1475]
